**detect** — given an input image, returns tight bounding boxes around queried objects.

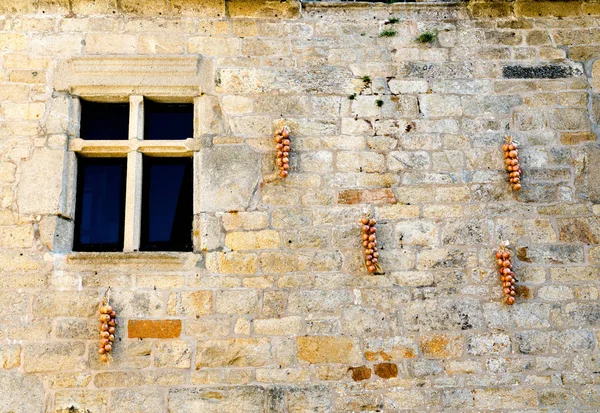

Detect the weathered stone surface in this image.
[420,334,463,359]
[404,299,484,332]
[473,388,538,409]
[467,333,511,355]
[0,372,43,412]
[17,149,64,215]
[503,64,582,79]
[22,342,85,373]
[297,336,361,364]
[169,386,266,413]
[198,145,261,212]
[110,389,165,413]
[196,338,272,368]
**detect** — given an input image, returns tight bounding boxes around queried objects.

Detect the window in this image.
[71,96,196,252]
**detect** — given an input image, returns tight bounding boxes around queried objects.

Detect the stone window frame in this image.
[53,55,213,254]
[68,95,201,252]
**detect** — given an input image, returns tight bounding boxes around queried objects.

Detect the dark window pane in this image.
[74,157,126,251]
[144,101,193,140]
[80,100,129,140]
[140,157,193,251]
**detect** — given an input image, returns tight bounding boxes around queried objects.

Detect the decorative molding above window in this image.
[54,55,212,99]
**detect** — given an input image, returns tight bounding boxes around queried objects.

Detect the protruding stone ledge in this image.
[54,55,212,98]
[54,251,200,271]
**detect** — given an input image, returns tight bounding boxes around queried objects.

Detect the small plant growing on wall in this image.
[416,29,438,44]
[496,242,517,305]
[361,217,381,274]
[376,99,384,107]
[503,136,522,191]
[275,126,291,179]
[379,29,397,38]
[98,289,117,362]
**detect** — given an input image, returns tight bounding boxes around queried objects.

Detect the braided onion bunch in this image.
[361,217,380,274]
[496,243,517,305]
[98,292,117,362]
[275,126,291,179]
[503,136,522,191]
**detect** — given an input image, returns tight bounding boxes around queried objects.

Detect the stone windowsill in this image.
[52,251,201,271]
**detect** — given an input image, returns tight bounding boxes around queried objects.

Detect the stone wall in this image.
[1,0,600,411]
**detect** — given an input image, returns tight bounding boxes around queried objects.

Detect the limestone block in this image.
[419,94,462,117]
[154,340,192,368]
[23,342,85,373]
[229,115,271,137]
[0,33,26,52]
[404,299,484,332]
[227,0,300,18]
[196,338,272,368]
[215,289,259,315]
[206,251,258,274]
[396,220,438,247]
[388,79,429,94]
[225,230,280,250]
[110,291,164,318]
[221,96,253,115]
[287,290,352,314]
[297,336,361,364]
[467,333,511,356]
[33,291,98,318]
[170,0,225,17]
[0,372,44,413]
[254,316,304,335]
[137,34,185,54]
[221,211,268,231]
[54,390,107,413]
[0,344,20,369]
[197,145,261,212]
[29,34,83,56]
[169,386,266,413]
[167,290,213,316]
[341,306,391,336]
[2,102,44,120]
[17,148,65,215]
[187,37,240,56]
[242,38,291,56]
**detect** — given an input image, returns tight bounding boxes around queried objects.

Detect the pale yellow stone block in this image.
[8,70,46,84]
[0,344,20,369]
[0,163,16,184]
[254,316,304,335]
[86,33,137,54]
[225,230,280,250]
[221,95,253,114]
[171,0,225,17]
[186,36,240,56]
[0,33,27,52]
[221,211,268,231]
[29,34,83,56]
[137,34,185,54]
[2,225,34,248]
[234,317,251,335]
[206,251,258,274]
[0,84,30,101]
[198,20,231,35]
[3,54,50,69]
[2,102,44,120]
